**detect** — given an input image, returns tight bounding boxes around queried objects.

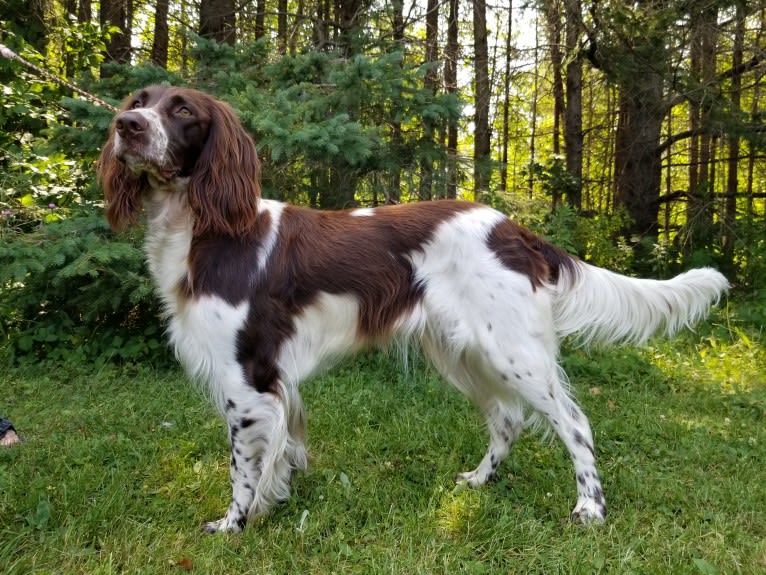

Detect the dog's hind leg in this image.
[503,346,607,524]
[440,332,606,524]
[455,399,524,487]
[421,337,525,488]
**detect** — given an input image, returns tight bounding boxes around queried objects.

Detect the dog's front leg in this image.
[204,387,298,534]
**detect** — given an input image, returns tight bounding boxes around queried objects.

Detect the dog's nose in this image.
[115,111,148,137]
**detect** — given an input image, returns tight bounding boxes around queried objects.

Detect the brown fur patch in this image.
[486,219,579,289]
[231,200,477,392]
[182,211,273,302]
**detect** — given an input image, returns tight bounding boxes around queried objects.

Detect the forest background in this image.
[0,0,764,363]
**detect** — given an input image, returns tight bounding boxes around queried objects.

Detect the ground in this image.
[1,307,765,574]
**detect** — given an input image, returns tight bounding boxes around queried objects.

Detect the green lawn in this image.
[1,308,765,574]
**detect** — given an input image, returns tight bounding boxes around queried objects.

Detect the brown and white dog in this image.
[98,85,729,533]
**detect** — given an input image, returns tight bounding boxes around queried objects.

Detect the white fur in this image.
[255,199,285,272]
[553,264,730,346]
[169,296,250,412]
[277,292,364,385]
[350,207,376,217]
[143,188,193,312]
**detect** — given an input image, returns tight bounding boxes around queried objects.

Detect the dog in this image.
[98,85,729,532]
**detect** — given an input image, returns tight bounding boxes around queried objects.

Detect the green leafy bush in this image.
[0,210,169,366]
[0,31,180,365]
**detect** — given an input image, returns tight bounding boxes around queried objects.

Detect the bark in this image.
[686,5,718,243]
[289,0,306,54]
[445,0,459,199]
[746,79,760,219]
[314,0,330,49]
[585,0,669,241]
[335,0,369,55]
[255,0,266,40]
[528,19,540,198]
[78,0,91,22]
[542,0,563,161]
[724,2,745,267]
[151,0,169,67]
[499,0,512,193]
[101,0,132,66]
[199,0,236,45]
[389,0,405,203]
[419,0,439,200]
[473,0,491,200]
[28,0,49,53]
[64,0,90,23]
[613,73,664,238]
[278,0,288,53]
[563,0,583,209]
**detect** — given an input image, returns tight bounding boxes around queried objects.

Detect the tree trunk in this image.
[499,0,512,193]
[336,0,368,56]
[542,0,564,208]
[445,0,459,199]
[563,0,583,209]
[686,5,718,245]
[723,3,745,269]
[314,0,330,48]
[389,0,405,203]
[542,0,563,167]
[199,0,236,45]
[473,0,491,200]
[277,0,288,53]
[613,74,664,238]
[27,0,49,54]
[255,0,266,40]
[78,0,91,22]
[585,0,669,242]
[419,0,439,201]
[604,86,616,214]
[101,0,132,66]
[745,81,760,220]
[151,0,169,67]
[289,0,306,54]
[528,18,540,198]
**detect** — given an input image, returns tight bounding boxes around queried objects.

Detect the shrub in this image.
[0,209,170,366]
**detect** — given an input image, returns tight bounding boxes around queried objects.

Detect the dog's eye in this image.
[131,100,142,109]
[177,106,192,117]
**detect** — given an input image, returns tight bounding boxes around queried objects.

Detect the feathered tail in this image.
[552,263,730,346]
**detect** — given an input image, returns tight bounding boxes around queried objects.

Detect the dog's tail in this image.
[551,260,729,346]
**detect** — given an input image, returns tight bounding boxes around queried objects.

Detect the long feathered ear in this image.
[98,113,147,231]
[186,98,261,237]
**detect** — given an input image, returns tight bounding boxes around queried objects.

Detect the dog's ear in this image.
[98,119,147,231]
[99,90,159,231]
[186,96,261,238]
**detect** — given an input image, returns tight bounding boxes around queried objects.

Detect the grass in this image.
[1,307,765,574]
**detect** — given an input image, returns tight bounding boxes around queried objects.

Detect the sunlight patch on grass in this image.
[646,328,766,394]
[693,330,766,392]
[434,483,482,538]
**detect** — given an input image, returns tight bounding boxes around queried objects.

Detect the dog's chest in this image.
[143,193,194,314]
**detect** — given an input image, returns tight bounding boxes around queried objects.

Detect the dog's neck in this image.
[143,186,194,315]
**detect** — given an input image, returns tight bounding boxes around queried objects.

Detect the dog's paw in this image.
[455,469,493,488]
[203,517,243,534]
[570,498,607,525]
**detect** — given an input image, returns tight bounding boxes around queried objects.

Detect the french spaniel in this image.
[98,85,729,532]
